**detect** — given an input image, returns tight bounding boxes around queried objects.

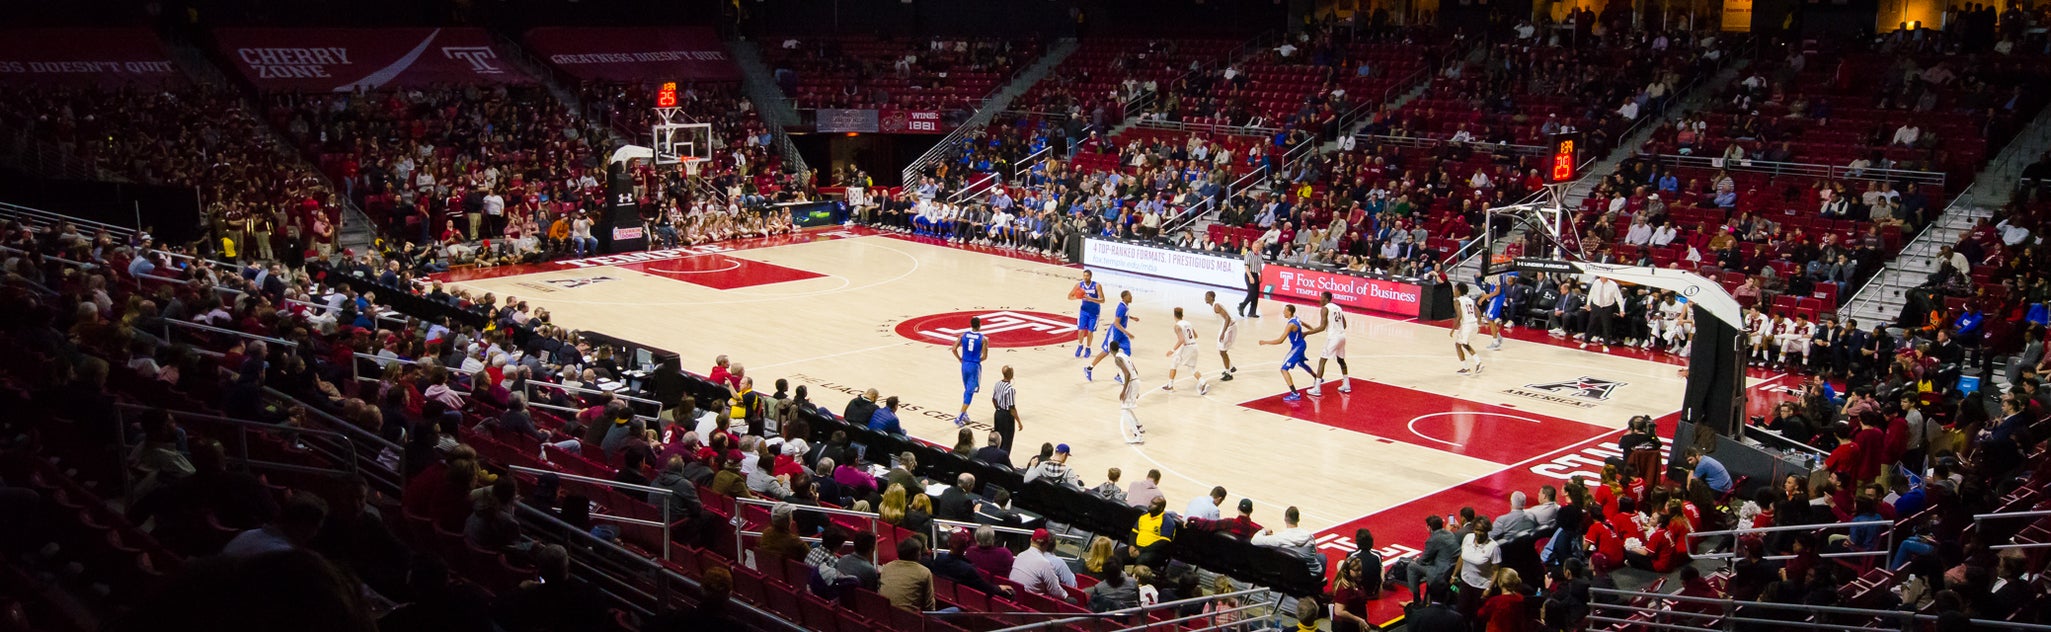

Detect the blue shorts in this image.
[1485,299,1504,320]
[1110,333,1131,355]
[961,363,981,405]
[1077,310,1099,333]
[1282,347,1310,371]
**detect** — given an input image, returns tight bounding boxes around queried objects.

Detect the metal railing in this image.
[512,502,808,632]
[903,118,991,185]
[508,464,677,560]
[1685,519,1896,561]
[162,318,298,351]
[981,587,1283,632]
[1131,118,1280,140]
[1837,180,1980,322]
[1587,586,2051,632]
[115,402,364,496]
[1350,133,1550,156]
[1649,153,1946,188]
[732,497,884,564]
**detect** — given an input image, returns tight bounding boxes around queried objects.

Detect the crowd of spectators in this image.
[1374,16,1723,158]
[765,36,1043,112]
[0,85,345,263]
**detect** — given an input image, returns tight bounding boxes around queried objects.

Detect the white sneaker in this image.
[1198,380,1210,395]
[1579,342,1588,349]
[1337,382,1352,393]
[1473,362,1485,374]
[1486,340,1503,350]
[1307,387,1323,397]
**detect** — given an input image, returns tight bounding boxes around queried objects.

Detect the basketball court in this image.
[441,226,1794,617]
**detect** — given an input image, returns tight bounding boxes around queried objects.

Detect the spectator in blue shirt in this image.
[1685,448,1733,494]
[868,396,905,435]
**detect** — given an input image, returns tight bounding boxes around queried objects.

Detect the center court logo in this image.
[894,310,1073,348]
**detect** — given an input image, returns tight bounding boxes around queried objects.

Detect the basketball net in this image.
[682,159,703,178]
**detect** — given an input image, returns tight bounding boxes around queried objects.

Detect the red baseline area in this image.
[1237,379,1615,465]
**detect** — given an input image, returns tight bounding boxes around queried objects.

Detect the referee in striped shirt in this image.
[992,365,1022,452]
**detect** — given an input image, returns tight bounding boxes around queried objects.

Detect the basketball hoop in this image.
[682,159,703,177]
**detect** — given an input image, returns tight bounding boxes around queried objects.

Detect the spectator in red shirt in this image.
[1186,498,1264,540]
[1851,413,1889,484]
[1821,422,1862,481]
[1474,568,1527,632]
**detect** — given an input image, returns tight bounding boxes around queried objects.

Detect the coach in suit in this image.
[936,473,978,522]
[1404,515,1460,599]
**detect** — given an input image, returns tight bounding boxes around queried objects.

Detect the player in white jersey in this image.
[1452,282,1484,374]
[1203,291,1239,380]
[1778,312,1814,368]
[1651,292,1688,353]
[1162,307,1210,394]
[1742,306,1769,363]
[1305,291,1352,393]
[1114,350,1145,443]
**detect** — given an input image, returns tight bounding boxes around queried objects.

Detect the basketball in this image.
[1069,286,1086,301]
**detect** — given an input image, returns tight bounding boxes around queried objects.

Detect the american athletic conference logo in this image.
[894,310,1074,348]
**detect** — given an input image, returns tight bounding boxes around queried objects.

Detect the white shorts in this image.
[1321,334,1347,359]
[1216,325,1237,351]
[1455,325,1478,346]
[1173,346,1198,370]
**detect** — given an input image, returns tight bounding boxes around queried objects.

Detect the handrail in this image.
[984,587,1278,632]
[1686,518,1894,538]
[1132,118,1280,139]
[929,517,1088,557]
[1974,509,2051,521]
[0,201,139,239]
[1350,133,1550,156]
[507,463,674,560]
[733,496,881,564]
[527,379,664,408]
[115,402,362,483]
[517,386,663,427]
[0,245,99,270]
[1588,586,2051,631]
[512,502,808,632]
[1838,179,1978,320]
[1649,153,1946,187]
[162,318,299,348]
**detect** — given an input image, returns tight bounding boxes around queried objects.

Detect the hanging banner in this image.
[1721,0,1755,32]
[214,27,534,91]
[0,28,182,86]
[524,27,741,82]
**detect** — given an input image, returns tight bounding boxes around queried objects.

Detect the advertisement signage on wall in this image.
[213,27,534,91]
[0,28,183,86]
[817,108,880,133]
[1260,264,1423,317]
[1081,238,1246,290]
[523,27,740,82]
[1721,0,1754,32]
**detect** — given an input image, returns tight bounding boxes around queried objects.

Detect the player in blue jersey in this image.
[1480,271,1517,350]
[1258,304,1320,401]
[951,317,988,427]
[1072,270,1107,358]
[1085,290,1138,382]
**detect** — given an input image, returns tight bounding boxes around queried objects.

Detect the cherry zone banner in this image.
[214,27,534,92]
[523,27,741,82]
[0,29,182,86]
